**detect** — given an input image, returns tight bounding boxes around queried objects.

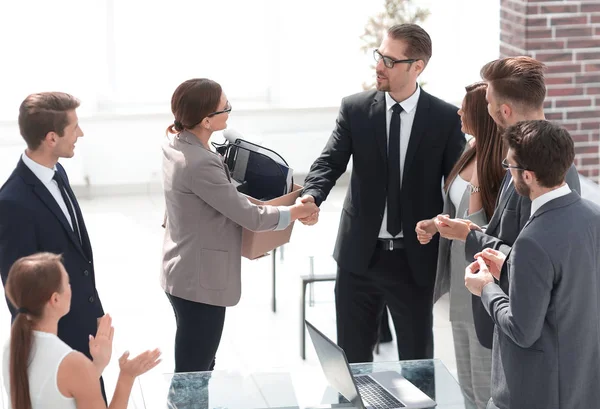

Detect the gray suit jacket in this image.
[466,164,581,347]
[161,131,283,307]
[481,191,600,409]
[433,175,488,316]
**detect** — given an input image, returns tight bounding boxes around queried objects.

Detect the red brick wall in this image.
[500,0,600,181]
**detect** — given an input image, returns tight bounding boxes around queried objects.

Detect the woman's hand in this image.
[290,199,320,222]
[415,218,437,244]
[89,314,114,376]
[118,349,162,379]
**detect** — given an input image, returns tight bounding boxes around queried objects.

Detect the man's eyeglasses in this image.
[502,158,529,171]
[208,101,232,117]
[373,49,419,69]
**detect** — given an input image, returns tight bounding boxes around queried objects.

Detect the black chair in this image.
[299,256,384,359]
[300,269,336,359]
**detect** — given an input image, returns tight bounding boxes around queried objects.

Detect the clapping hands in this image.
[89,313,161,379]
[118,349,162,379]
[89,314,114,376]
[415,218,438,244]
[435,215,481,242]
[473,248,506,280]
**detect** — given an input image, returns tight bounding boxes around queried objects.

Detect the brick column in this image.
[500,0,600,182]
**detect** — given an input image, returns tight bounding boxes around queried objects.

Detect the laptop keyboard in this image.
[354,376,406,409]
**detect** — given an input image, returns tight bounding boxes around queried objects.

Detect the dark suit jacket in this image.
[303,88,465,286]
[0,159,104,359]
[466,165,581,348]
[481,191,600,408]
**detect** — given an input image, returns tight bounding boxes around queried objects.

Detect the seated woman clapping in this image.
[2,252,161,409]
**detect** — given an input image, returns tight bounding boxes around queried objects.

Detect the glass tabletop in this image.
[138,359,468,409]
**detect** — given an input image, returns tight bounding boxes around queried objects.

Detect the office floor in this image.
[0,185,457,408]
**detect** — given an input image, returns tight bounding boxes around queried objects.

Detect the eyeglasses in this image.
[208,101,232,117]
[502,158,529,171]
[373,49,419,69]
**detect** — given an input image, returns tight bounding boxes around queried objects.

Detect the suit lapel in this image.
[487,181,515,234]
[402,90,429,182]
[370,92,388,166]
[496,171,510,207]
[18,160,88,260]
[501,191,579,287]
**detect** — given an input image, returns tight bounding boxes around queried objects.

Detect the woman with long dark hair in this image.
[2,253,161,409]
[415,82,505,409]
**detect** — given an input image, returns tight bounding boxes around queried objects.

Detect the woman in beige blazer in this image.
[161,78,318,373]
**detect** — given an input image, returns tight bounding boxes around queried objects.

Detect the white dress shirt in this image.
[378,86,421,239]
[530,183,572,218]
[21,152,79,234]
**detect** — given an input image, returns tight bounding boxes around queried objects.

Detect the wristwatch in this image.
[468,184,481,194]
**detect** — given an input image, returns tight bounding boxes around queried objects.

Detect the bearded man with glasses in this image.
[299,24,465,364]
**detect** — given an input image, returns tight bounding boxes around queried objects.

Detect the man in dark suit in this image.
[0,92,106,395]
[465,121,600,409]
[434,57,580,349]
[299,24,465,363]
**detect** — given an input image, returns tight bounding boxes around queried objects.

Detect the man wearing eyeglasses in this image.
[433,57,581,351]
[464,121,599,409]
[299,24,465,363]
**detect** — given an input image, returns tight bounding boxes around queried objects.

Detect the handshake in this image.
[292,194,320,226]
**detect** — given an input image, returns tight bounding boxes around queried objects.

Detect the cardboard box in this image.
[241,184,303,260]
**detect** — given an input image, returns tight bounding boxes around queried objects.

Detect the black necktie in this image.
[53,171,81,242]
[387,103,403,237]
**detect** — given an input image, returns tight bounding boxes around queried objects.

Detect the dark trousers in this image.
[335,247,434,363]
[166,292,226,372]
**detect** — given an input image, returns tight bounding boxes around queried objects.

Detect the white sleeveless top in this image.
[449,174,469,211]
[2,331,77,409]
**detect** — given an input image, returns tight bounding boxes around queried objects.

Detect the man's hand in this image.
[415,218,437,245]
[296,195,319,226]
[89,314,114,377]
[474,248,506,280]
[465,257,495,297]
[435,215,480,242]
[435,214,471,241]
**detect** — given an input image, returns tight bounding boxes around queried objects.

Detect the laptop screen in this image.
[305,321,363,408]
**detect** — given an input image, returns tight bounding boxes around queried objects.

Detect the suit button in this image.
[88,296,95,303]
[83,270,89,276]
[88,261,92,264]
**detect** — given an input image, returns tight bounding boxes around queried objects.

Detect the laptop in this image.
[305,321,437,409]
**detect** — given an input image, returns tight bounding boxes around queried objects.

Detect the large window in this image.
[0,0,499,120]
[107,0,273,111]
[0,1,106,120]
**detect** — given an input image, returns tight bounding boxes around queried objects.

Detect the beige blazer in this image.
[161,130,283,307]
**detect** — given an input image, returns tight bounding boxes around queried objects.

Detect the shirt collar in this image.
[385,85,420,114]
[530,183,572,218]
[21,151,56,184]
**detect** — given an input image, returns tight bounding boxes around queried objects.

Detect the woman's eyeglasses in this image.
[208,101,232,117]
